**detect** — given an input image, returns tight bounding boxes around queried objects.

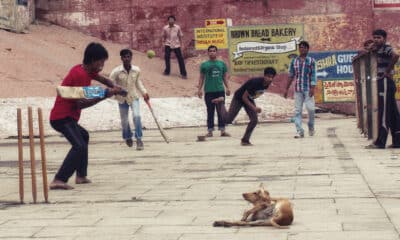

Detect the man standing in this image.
[365,29,400,149]
[197,45,231,137]
[285,41,316,138]
[162,15,187,79]
[110,49,149,150]
[212,67,277,146]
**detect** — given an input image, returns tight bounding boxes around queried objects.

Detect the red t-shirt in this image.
[50,65,98,121]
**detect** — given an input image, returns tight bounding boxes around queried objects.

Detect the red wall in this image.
[36,0,400,114]
[36,0,384,52]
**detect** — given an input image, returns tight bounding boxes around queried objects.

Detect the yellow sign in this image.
[205,18,226,27]
[314,80,324,104]
[194,27,228,50]
[393,64,400,100]
[323,80,355,102]
[228,24,304,75]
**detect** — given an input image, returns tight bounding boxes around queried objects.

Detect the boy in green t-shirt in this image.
[197,45,231,137]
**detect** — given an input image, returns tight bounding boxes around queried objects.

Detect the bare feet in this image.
[49,179,74,190]
[220,131,231,137]
[211,97,224,104]
[75,176,92,184]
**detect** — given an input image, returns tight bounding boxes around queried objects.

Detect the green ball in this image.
[147,50,155,59]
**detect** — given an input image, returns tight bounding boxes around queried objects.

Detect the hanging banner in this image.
[228,24,304,75]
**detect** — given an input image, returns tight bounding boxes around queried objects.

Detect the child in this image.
[212,67,276,146]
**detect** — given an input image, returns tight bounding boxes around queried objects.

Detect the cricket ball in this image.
[147,50,156,59]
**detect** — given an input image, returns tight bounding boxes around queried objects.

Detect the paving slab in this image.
[1,116,400,239]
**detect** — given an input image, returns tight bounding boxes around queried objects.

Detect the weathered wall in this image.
[0,0,32,32]
[35,0,378,52]
[35,0,400,114]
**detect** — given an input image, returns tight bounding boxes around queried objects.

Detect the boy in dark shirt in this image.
[212,67,276,146]
[364,29,400,149]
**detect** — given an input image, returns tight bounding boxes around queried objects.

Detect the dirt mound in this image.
[0,23,239,98]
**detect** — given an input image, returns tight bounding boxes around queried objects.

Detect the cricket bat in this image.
[56,86,127,99]
[145,99,170,143]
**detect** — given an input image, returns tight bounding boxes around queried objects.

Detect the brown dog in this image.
[213,184,294,228]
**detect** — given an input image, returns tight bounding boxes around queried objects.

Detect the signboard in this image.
[308,51,358,80]
[322,80,355,102]
[374,0,400,8]
[228,24,304,75]
[309,50,358,103]
[205,18,226,28]
[393,64,400,100]
[194,27,228,50]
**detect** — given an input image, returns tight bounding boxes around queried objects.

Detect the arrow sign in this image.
[205,18,226,28]
[317,71,329,77]
[309,51,358,80]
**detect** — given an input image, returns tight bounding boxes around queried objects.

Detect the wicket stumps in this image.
[17,107,49,204]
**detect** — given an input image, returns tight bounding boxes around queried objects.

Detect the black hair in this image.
[168,15,176,21]
[83,42,108,65]
[373,29,387,39]
[264,67,277,76]
[208,45,218,52]
[120,48,132,57]
[299,41,310,49]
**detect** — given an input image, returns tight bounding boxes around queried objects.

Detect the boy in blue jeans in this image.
[285,41,316,138]
[110,49,149,150]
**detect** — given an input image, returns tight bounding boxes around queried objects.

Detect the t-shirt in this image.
[50,65,98,121]
[234,77,269,102]
[376,44,395,77]
[200,60,227,93]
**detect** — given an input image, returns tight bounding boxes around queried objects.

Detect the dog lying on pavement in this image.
[213,184,293,228]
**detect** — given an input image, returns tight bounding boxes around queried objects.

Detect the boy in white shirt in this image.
[110,49,149,150]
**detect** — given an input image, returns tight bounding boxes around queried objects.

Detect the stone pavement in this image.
[1,115,400,240]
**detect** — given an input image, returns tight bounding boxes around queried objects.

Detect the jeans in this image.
[119,99,143,140]
[216,97,258,142]
[50,118,89,183]
[294,91,315,134]
[164,46,187,76]
[374,78,400,147]
[205,91,226,132]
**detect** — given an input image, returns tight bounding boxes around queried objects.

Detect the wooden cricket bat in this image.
[56,86,127,99]
[145,99,170,143]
